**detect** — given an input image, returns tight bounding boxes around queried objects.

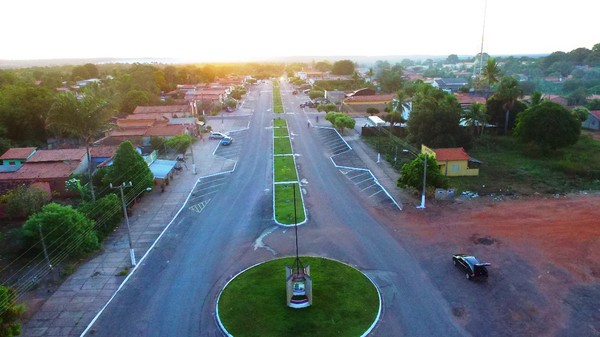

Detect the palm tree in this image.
[47,93,111,201]
[480,57,501,91]
[493,76,522,135]
[530,91,543,106]
[366,67,375,82]
[390,89,411,116]
[461,102,487,136]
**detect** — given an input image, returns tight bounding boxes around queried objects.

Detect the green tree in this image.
[165,134,193,153]
[407,84,470,148]
[492,76,522,135]
[71,63,99,80]
[119,90,150,114]
[481,57,501,87]
[514,101,581,150]
[366,107,379,116]
[587,99,600,110]
[384,111,404,125]
[571,106,590,122]
[530,91,543,106]
[446,54,459,64]
[389,89,411,114]
[316,103,337,113]
[378,64,406,93]
[0,185,50,219]
[331,60,355,75]
[77,194,122,240]
[568,87,588,106]
[366,68,375,82]
[308,90,324,100]
[315,61,332,72]
[103,141,154,203]
[22,203,99,258]
[397,154,448,190]
[460,102,488,136]
[47,92,112,201]
[325,112,355,134]
[0,83,53,143]
[0,285,25,337]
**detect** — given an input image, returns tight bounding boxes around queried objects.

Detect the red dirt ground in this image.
[385,193,600,336]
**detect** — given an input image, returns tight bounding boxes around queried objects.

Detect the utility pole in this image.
[111,182,136,266]
[38,224,52,268]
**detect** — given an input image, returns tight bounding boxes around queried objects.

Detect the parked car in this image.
[209,131,228,139]
[300,101,317,109]
[220,136,233,146]
[452,254,490,280]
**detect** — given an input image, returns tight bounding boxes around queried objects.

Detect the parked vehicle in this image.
[313,97,330,104]
[452,254,490,280]
[209,131,228,139]
[220,136,233,146]
[300,101,317,109]
[365,116,386,127]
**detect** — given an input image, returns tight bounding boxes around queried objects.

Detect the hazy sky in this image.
[2,0,598,61]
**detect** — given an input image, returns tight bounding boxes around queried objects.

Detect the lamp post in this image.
[110,182,152,266]
[403,149,427,209]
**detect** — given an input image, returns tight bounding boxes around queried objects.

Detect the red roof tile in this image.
[116,119,157,128]
[133,105,190,114]
[0,162,80,180]
[590,110,600,119]
[144,125,187,137]
[434,148,471,161]
[109,129,147,137]
[0,147,37,160]
[454,93,486,105]
[89,146,118,158]
[27,149,86,163]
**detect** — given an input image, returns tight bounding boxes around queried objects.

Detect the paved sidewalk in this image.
[21,120,240,337]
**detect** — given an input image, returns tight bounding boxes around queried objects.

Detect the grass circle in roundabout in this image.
[217,257,380,337]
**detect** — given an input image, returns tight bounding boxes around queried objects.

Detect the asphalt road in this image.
[87,81,469,336]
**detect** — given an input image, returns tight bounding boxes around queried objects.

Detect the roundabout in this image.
[216,257,381,337]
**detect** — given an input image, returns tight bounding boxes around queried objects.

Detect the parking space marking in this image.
[189,199,211,214]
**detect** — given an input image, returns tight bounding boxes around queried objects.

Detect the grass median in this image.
[274,183,305,224]
[274,137,292,155]
[273,82,283,113]
[274,156,297,182]
[218,256,379,337]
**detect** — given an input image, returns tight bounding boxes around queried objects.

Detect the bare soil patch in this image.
[382,193,600,336]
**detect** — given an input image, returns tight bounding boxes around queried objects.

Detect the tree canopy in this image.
[331,60,355,75]
[397,154,448,191]
[325,112,355,134]
[102,141,154,202]
[407,84,470,148]
[22,203,99,258]
[0,285,25,337]
[513,101,581,150]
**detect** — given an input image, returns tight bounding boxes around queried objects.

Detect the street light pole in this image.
[111,182,136,266]
[417,156,427,209]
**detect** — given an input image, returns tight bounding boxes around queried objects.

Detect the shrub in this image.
[77,193,122,240]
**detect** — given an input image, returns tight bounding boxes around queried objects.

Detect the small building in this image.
[582,110,600,131]
[0,147,36,172]
[432,78,469,93]
[324,90,346,104]
[422,145,479,177]
[342,94,395,115]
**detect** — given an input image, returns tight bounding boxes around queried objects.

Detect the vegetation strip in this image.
[272,118,306,224]
[217,257,379,337]
[273,82,284,113]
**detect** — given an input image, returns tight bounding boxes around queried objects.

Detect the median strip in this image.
[273,118,306,225]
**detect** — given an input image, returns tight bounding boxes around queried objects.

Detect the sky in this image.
[1,0,598,62]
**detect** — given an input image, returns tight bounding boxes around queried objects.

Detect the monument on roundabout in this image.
[285,184,312,308]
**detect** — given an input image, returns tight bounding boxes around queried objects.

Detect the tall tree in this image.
[0,285,25,337]
[366,68,375,82]
[492,76,522,135]
[407,84,470,148]
[0,83,53,143]
[331,60,355,75]
[102,141,154,203]
[481,57,501,87]
[47,93,112,201]
[513,101,581,150]
[460,102,488,136]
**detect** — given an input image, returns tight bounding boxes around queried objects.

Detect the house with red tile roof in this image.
[132,105,192,116]
[454,93,486,110]
[0,148,88,196]
[422,145,479,177]
[0,147,37,172]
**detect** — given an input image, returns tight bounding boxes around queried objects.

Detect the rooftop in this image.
[0,147,37,160]
[433,147,471,161]
[133,105,191,114]
[27,149,87,163]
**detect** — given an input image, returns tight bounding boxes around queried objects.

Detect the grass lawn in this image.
[274,118,287,128]
[274,183,305,224]
[451,135,600,194]
[273,83,283,113]
[274,137,292,155]
[274,127,288,137]
[218,257,379,337]
[274,156,297,182]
